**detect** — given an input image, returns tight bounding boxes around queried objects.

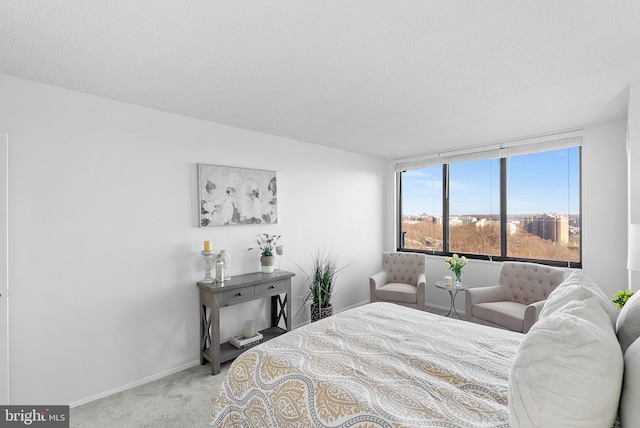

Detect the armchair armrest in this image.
[417,273,426,289]
[416,273,426,309]
[465,285,506,320]
[369,271,388,299]
[523,300,547,333]
[465,285,506,305]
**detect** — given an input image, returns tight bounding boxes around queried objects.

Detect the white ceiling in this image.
[1,1,639,159]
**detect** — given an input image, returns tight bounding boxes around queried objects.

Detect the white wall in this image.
[0,73,386,405]
[1,69,631,406]
[628,80,640,290]
[384,120,629,312]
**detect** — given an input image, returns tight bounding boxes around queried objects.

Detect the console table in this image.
[197,270,294,375]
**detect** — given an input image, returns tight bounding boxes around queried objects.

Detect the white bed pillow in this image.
[539,270,617,328]
[616,291,640,353]
[509,297,623,428]
[620,337,640,427]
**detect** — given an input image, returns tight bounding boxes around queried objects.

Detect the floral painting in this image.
[198,164,277,226]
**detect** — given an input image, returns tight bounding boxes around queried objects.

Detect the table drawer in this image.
[256,281,285,296]
[220,286,255,304]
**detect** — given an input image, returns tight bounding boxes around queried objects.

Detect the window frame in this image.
[397,148,582,268]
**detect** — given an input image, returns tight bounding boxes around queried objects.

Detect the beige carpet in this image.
[70,306,450,427]
[70,362,230,428]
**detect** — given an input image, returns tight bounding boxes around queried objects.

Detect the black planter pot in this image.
[310,303,333,322]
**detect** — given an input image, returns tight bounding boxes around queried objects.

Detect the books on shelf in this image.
[230,332,263,349]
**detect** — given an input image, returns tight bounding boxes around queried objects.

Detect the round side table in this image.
[435,281,468,320]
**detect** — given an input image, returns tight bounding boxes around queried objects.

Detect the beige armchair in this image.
[465,261,565,333]
[370,252,427,310]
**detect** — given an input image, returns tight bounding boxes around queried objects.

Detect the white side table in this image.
[435,281,468,320]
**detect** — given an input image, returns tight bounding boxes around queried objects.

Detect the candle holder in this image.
[201,250,216,283]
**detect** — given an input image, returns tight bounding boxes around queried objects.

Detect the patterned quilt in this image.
[211,302,524,427]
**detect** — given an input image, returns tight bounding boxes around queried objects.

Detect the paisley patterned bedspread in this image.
[211,302,524,427]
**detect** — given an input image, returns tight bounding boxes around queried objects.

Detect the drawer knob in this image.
[269,285,275,289]
[235,293,242,297]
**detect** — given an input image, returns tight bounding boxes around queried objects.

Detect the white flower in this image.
[236,176,277,223]
[201,176,236,225]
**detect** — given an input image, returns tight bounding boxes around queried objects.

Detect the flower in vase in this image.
[445,254,467,282]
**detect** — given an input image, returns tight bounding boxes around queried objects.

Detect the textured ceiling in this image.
[1,1,639,159]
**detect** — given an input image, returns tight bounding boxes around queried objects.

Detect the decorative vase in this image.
[219,249,231,279]
[454,270,462,284]
[260,255,275,273]
[310,303,333,322]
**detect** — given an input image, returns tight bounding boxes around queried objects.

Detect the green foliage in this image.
[612,289,635,309]
[294,250,351,320]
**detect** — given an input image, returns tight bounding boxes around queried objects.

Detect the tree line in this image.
[402,221,579,262]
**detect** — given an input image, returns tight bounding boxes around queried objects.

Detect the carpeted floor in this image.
[70,306,450,427]
[70,362,230,428]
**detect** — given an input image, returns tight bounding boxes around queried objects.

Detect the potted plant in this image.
[297,250,350,322]
[612,289,635,309]
[248,233,281,273]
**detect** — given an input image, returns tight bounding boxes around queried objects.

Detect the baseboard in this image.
[340,299,370,312]
[74,300,371,408]
[72,300,455,408]
[426,302,466,316]
[68,359,201,408]
[292,299,369,330]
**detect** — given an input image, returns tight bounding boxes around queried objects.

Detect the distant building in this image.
[522,214,568,245]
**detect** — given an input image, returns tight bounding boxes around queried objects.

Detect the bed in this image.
[211,270,636,428]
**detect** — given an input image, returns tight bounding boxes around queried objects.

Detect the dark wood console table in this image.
[197,270,294,375]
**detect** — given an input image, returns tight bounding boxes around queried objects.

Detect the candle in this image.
[204,240,212,252]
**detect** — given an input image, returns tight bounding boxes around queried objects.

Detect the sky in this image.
[401,147,580,216]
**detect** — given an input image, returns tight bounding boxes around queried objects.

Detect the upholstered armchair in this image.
[369,252,427,310]
[465,261,565,333]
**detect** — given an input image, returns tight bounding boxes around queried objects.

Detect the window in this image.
[448,159,501,256]
[506,148,581,263]
[397,137,581,267]
[399,166,443,251]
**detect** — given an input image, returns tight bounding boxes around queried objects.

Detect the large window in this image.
[398,142,581,267]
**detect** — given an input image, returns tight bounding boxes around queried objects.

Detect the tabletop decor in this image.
[276,244,284,271]
[445,253,467,284]
[201,240,215,283]
[219,249,232,280]
[215,255,225,283]
[249,233,281,273]
[198,164,277,227]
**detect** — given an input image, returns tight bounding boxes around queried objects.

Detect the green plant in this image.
[612,289,635,309]
[295,250,350,318]
[248,233,281,257]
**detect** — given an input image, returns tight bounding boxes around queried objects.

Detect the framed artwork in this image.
[198,164,278,227]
